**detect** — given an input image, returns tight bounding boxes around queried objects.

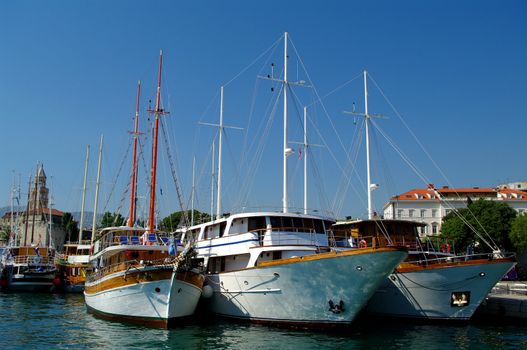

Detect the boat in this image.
[333,219,516,320]
[333,70,516,321]
[0,245,58,292]
[0,164,60,292]
[84,52,204,327]
[55,242,91,292]
[182,33,408,328]
[186,212,407,327]
[55,146,91,293]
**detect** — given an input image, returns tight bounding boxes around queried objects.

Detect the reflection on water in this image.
[0,293,526,350]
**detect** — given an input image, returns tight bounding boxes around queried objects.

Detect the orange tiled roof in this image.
[392,185,527,201]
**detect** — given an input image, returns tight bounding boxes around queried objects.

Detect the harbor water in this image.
[1,293,526,350]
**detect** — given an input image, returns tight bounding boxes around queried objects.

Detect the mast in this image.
[48,176,53,248]
[283,32,289,213]
[211,140,215,219]
[9,175,14,245]
[147,50,163,233]
[128,81,141,227]
[363,70,373,220]
[78,145,90,243]
[30,164,39,244]
[23,175,31,246]
[91,135,103,244]
[216,86,224,220]
[191,156,196,226]
[303,106,308,215]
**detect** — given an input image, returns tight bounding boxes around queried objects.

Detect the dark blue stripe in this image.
[196,238,259,249]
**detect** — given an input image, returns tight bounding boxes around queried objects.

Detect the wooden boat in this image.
[84,51,204,327]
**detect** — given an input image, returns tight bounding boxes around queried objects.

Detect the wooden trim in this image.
[85,268,203,294]
[85,268,172,294]
[395,257,515,273]
[256,246,407,268]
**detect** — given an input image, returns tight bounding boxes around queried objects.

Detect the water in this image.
[0,293,526,350]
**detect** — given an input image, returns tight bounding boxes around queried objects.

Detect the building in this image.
[0,164,67,251]
[383,184,527,237]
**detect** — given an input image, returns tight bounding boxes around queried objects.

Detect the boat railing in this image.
[257,226,327,247]
[98,232,172,251]
[11,255,55,266]
[406,252,515,267]
[86,256,178,283]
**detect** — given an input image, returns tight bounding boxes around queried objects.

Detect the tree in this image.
[100,212,126,228]
[61,212,79,243]
[509,214,527,252]
[159,210,211,231]
[440,199,517,253]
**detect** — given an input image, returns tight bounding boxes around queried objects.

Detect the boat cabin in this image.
[183,212,334,274]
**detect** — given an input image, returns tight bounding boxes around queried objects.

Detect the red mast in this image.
[148,50,164,232]
[128,80,141,227]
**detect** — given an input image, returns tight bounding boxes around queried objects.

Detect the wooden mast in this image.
[147,50,163,232]
[128,81,141,227]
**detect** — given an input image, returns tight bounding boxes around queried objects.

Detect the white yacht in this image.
[184,212,407,327]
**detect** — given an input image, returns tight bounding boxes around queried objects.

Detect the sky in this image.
[1,1,526,223]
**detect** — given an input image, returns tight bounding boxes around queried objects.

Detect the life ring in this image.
[359,239,367,248]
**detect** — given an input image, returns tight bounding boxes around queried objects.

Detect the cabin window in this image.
[313,220,324,233]
[292,218,303,231]
[269,216,282,230]
[248,217,266,232]
[219,222,226,238]
[303,219,315,232]
[272,251,282,260]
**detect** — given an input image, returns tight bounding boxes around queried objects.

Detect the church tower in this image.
[29,163,49,210]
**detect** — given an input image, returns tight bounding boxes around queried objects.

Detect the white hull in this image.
[84,269,202,326]
[366,259,515,320]
[203,249,407,326]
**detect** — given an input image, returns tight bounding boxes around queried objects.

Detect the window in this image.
[420,209,426,218]
[409,209,415,218]
[432,223,438,234]
[397,209,403,218]
[432,209,437,218]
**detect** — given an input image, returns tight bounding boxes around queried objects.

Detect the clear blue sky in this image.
[1,1,526,222]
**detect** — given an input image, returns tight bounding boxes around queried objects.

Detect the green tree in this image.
[159,210,211,231]
[509,214,527,252]
[61,212,79,243]
[100,212,126,228]
[440,199,517,253]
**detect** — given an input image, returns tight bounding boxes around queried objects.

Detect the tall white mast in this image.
[217,86,224,220]
[211,140,215,219]
[344,69,381,219]
[283,31,289,213]
[200,86,242,220]
[79,145,90,244]
[363,70,373,220]
[191,156,196,226]
[303,106,308,214]
[91,135,103,244]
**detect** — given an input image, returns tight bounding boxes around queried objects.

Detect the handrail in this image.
[86,256,178,283]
